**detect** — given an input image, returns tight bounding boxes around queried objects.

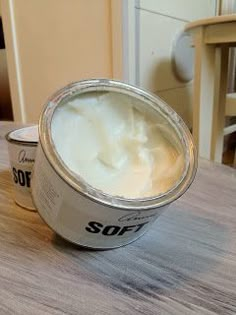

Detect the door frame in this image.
[1,0,25,122]
[111,0,137,84]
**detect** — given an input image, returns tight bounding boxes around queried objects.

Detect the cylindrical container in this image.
[6,125,38,210]
[31,79,197,249]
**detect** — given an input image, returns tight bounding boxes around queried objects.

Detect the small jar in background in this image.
[6,125,38,210]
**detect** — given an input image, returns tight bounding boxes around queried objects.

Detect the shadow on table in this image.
[51,206,231,304]
[52,234,95,251]
[1,161,230,313]
[4,181,233,313]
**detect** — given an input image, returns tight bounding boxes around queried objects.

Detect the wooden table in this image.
[185,15,236,163]
[0,122,236,315]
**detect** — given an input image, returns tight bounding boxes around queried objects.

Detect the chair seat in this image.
[185,14,236,31]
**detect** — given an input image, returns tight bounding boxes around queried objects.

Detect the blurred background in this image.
[0,0,235,165]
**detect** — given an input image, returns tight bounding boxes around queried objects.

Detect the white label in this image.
[8,142,37,209]
[32,143,166,248]
[32,146,62,221]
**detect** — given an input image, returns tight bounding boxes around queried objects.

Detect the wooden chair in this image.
[185,15,236,165]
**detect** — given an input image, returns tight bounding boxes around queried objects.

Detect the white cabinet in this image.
[132,0,218,127]
[138,10,186,92]
[138,0,217,21]
[158,85,193,127]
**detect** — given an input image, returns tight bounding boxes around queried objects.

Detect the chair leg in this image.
[211,46,229,163]
[192,27,216,160]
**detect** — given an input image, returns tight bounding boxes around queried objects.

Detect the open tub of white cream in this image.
[31,79,197,249]
[6,125,38,210]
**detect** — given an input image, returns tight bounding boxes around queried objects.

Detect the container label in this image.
[8,142,36,209]
[32,143,165,248]
[32,147,62,222]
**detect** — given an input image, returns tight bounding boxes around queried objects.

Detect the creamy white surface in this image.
[51,92,184,198]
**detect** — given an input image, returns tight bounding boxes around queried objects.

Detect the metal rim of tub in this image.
[39,79,197,211]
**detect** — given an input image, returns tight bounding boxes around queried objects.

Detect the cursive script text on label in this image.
[18,150,35,164]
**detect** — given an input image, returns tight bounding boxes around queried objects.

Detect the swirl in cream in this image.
[51,92,184,198]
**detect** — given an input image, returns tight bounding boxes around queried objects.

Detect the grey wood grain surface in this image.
[0,122,236,315]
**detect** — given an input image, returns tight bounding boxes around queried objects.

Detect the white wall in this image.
[1,0,114,122]
[134,0,218,127]
[220,0,236,13]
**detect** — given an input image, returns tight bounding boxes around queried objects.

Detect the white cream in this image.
[51,92,185,198]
